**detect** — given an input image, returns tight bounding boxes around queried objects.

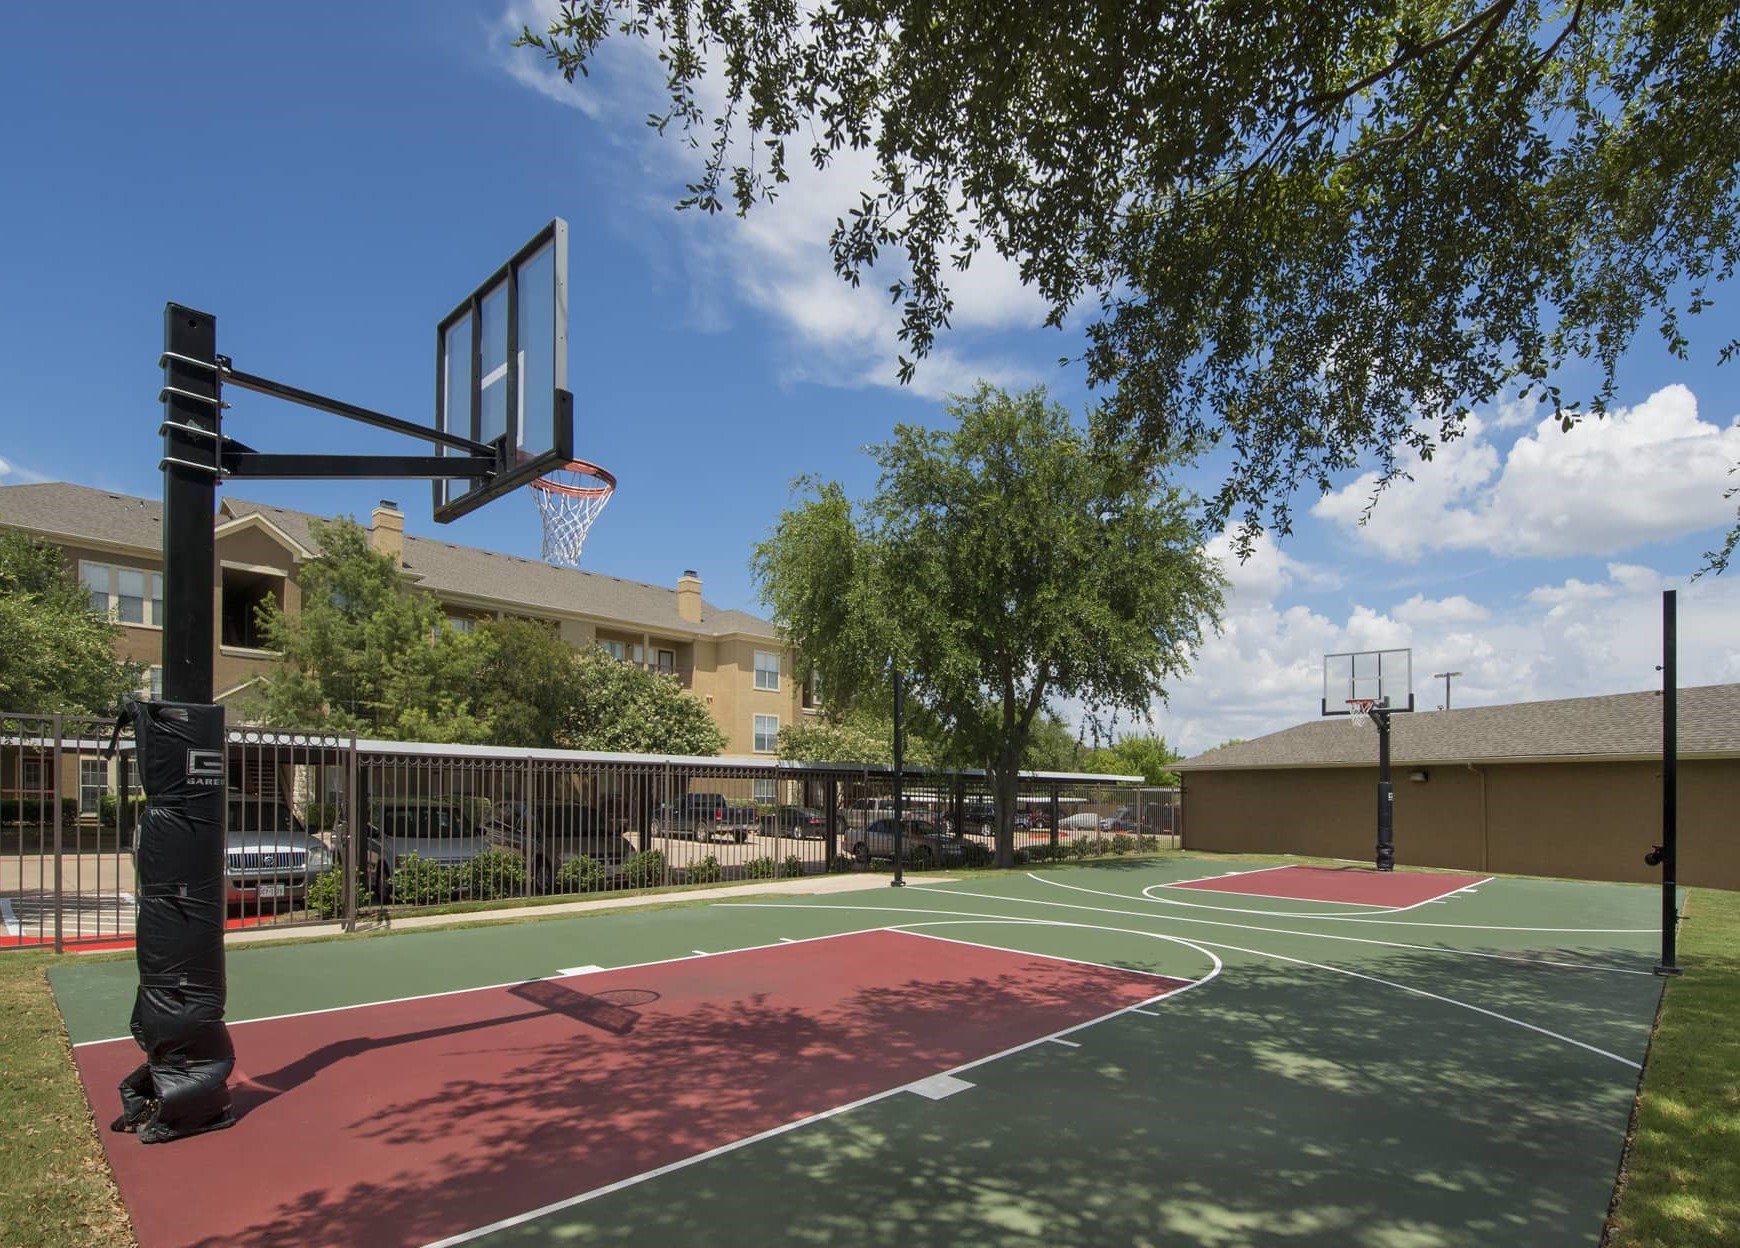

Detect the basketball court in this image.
[53,857,1667,1247]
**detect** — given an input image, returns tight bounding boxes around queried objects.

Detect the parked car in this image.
[363,799,491,900]
[222,794,333,910]
[956,803,1032,836]
[650,793,759,843]
[1058,811,1108,832]
[761,805,827,838]
[483,800,633,893]
[850,817,979,868]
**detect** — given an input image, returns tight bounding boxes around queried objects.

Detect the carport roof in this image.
[1176,683,1740,770]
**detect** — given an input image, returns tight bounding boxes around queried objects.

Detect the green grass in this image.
[1606,888,1740,1247]
[5,872,1736,1248]
[0,950,132,1247]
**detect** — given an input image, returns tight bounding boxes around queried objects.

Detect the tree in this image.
[249,519,491,742]
[1022,713,1090,773]
[559,647,726,755]
[1089,733,1184,787]
[753,383,1224,865]
[0,531,143,715]
[776,706,941,767]
[523,1,1740,566]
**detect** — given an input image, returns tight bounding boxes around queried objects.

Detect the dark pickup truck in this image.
[650,793,760,843]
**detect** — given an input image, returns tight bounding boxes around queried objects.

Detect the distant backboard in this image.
[433,219,573,523]
[1322,649,1415,715]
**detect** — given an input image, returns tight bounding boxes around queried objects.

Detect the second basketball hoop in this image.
[531,458,616,568]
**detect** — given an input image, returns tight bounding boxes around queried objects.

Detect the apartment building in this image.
[0,482,815,756]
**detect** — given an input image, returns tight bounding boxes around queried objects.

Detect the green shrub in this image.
[1137,835,1160,852]
[462,848,529,901]
[0,797,80,826]
[829,854,855,873]
[98,793,148,831]
[744,855,778,879]
[304,868,364,920]
[780,854,806,878]
[687,855,723,884]
[1110,834,1136,856]
[958,840,993,867]
[300,801,340,831]
[386,852,456,905]
[555,854,608,892]
[621,849,667,889]
[1023,843,1070,863]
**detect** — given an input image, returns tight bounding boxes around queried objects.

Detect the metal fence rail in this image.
[3,715,1163,949]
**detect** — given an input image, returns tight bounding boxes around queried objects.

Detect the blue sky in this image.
[2,1,1736,755]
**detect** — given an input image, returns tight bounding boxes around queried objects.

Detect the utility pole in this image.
[1432,671,1461,710]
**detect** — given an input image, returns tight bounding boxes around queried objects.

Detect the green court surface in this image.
[52,858,1668,1248]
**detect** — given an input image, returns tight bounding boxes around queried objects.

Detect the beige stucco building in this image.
[1175,685,1740,891]
[0,482,815,757]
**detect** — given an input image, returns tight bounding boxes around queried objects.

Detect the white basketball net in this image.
[1346,697,1377,727]
[530,460,616,569]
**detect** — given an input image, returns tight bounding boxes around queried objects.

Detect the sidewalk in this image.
[221,871,947,948]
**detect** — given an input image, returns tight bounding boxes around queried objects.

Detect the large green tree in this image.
[523,1,1740,567]
[0,531,142,715]
[559,647,727,754]
[1089,733,1184,787]
[250,519,490,741]
[753,383,1224,865]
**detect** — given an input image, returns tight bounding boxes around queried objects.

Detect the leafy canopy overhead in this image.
[0,531,143,716]
[752,383,1223,863]
[523,0,1740,564]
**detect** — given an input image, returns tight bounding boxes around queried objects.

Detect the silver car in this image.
[366,801,491,900]
[224,795,334,909]
[850,817,979,868]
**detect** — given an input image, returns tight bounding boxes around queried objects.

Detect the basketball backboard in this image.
[433,219,573,523]
[1322,649,1415,715]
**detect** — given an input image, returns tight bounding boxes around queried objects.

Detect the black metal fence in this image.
[2,715,1167,950]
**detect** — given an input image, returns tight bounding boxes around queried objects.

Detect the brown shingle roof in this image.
[0,482,778,641]
[1176,684,1740,769]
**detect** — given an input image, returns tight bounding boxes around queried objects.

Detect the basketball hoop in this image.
[530,459,616,568]
[1346,697,1377,727]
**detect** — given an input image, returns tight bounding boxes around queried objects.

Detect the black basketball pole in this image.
[1373,707,1395,872]
[891,669,906,887]
[161,306,220,702]
[1656,590,1682,976]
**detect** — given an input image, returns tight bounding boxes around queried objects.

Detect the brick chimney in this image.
[677,569,703,623]
[370,499,404,566]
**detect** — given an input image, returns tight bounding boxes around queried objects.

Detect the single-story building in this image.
[1174,684,1739,890]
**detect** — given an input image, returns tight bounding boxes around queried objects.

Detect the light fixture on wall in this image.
[1407,769,1430,783]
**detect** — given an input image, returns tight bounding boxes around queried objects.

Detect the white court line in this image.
[72,926,904,1049]
[556,965,604,977]
[420,917,1221,1248]
[743,901,1642,1070]
[1049,1038,1082,1048]
[969,879,1659,975]
[0,897,18,938]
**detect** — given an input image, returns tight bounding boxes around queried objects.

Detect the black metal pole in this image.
[1374,708,1395,871]
[161,305,220,702]
[1657,591,1682,976]
[891,670,905,886]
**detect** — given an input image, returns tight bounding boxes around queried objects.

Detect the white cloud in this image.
[0,454,47,484]
[1149,553,1740,755]
[1313,385,1740,561]
[495,2,1055,396]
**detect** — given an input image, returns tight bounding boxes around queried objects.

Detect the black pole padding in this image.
[111,699,235,1143]
[1374,709,1395,872]
[891,670,905,887]
[1657,591,1683,976]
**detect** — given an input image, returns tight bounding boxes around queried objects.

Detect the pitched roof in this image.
[0,481,778,641]
[1176,684,1740,769]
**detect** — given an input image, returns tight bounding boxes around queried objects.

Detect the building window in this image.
[79,758,107,816]
[20,756,45,794]
[802,669,823,711]
[81,562,164,627]
[754,650,781,691]
[656,648,676,674]
[754,778,777,804]
[220,567,283,650]
[597,639,625,661]
[753,714,778,753]
[446,615,476,635]
[139,667,164,701]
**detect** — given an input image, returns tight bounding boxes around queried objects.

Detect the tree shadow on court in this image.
[155,932,1665,1248]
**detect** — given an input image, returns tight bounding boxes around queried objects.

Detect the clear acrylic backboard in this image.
[1322,649,1415,715]
[433,219,573,522]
